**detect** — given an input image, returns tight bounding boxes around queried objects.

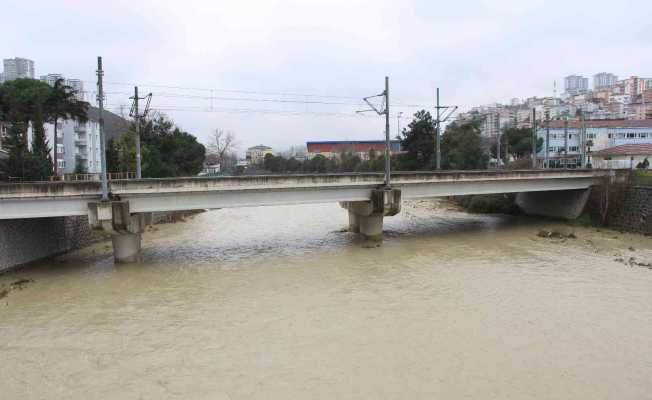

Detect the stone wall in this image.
[606,185,652,235]
[0,216,101,272]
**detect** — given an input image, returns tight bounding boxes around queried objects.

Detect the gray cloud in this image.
[3,0,651,153]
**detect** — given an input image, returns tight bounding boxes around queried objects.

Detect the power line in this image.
[103,103,407,118]
[80,81,434,108]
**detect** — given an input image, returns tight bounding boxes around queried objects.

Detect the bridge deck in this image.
[0,170,611,219]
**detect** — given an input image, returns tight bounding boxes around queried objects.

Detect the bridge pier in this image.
[348,210,361,233]
[88,201,149,263]
[111,233,142,263]
[341,188,401,242]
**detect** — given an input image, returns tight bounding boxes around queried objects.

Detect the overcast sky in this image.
[3,0,651,153]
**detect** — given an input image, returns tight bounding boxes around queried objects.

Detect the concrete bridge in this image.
[0,169,616,262]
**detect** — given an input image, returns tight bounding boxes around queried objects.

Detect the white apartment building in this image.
[564,75,589,95]
[593,72,618,89]
[536,119,652,168]
[2,57,35,81]
[22,118,103,174]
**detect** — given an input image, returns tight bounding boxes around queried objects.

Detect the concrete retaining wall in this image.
[0,216,100,273]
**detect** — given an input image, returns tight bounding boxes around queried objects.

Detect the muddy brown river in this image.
[1,200,651,399]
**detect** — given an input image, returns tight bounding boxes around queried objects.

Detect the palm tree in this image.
[46,79,89,176]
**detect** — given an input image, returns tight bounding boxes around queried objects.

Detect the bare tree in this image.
[206,129,238,169]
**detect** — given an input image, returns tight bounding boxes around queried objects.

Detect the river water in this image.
[1,200,652,399]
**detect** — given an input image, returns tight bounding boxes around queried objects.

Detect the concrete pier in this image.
[341,188,401,242]
[348,210,361,233]
[111,233,142,263]
[88,201,148,263]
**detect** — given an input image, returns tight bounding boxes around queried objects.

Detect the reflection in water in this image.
[1,200,652,399]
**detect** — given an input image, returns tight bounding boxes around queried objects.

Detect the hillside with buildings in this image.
[457,73,652,169]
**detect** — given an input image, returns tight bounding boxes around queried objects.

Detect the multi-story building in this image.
[246,145,274,164]
[564,75,589,95]
[306,140,401,160]
[593,72,618,89]
[5,107,127,175]
[2,57,35,81]
[40,74,85,101]
[536,119,652,168]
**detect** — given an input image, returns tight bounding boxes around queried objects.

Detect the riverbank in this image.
[0,210,205,273]
[452,180,652,236]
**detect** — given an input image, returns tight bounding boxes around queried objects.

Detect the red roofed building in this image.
[306,140,402,160]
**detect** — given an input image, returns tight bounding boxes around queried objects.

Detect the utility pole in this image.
[496,112,501,168]
[544,110,550,168]
[359,76,391,186]
[436,88,441,170]
[531,108,537,168]
[432,88,457,170]
[397,112,403,137]
[384,76,390,186]
[579,111,586,168]
[134,86,141,179]
[564,113,569,159]
[97,57,108,200]
[130,88,152,179]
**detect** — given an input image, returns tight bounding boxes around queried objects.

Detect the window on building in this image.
[569,146,579,152]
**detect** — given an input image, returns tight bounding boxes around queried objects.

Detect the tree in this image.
[0,78,87,180]
[338,150,362,172]
[206,129,237,170]
[46,78,89,176]
[105,138,120,173]
[263,153,285,173]
[397,110,435,170]
[497,127,543,161]
[27,108,53,180]
[441,121,489,170]
[141,115,206,177]
[0,124,27,178]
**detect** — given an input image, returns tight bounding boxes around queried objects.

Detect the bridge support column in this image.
[341,188,401,242]
[88,201,149,263]
[516,188,591,220]
[111,233,141,263]
[348,210,361,233]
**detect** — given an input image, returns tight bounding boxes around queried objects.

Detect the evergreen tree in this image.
[46,78,89,176]
[441,121,490,170]
[397,110,436,170]
[27,109,53,180]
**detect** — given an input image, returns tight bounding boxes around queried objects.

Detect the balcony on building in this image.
[74,123,87,133]
[74,149,89,160]
[74,134,87,147]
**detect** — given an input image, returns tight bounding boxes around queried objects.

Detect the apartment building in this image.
[536,119,652,168]
[2,57,35,81]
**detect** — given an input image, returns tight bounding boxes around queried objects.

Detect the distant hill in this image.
[86,106,130,141]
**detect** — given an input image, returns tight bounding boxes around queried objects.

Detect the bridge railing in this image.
[47,172,137,182]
